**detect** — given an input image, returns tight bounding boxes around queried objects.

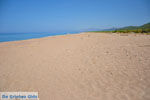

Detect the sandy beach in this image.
[0,32,150,100]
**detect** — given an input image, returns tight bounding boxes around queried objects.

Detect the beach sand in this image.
[0,32,150,100]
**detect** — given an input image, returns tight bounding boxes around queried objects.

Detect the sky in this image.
[0,0,150,33]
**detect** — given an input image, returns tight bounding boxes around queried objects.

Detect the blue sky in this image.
[0,0,150,33]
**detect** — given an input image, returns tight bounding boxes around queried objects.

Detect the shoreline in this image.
[0,32,82,43]
[0,32,149,43]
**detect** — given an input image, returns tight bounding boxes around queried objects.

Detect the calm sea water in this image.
[0,32,79,42]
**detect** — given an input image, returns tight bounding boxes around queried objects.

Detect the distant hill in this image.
[119,22,150,30]
[102,27,117,31]
[88,22,150,33]
[98,22,150,33]
[140,22,150,29]
[118,26,139,30]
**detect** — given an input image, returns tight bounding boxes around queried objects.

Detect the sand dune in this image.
[0,33,150,100]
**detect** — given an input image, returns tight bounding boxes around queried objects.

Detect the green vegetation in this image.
[112,29,150,33]
[90,22,150,34]
[113,23,150,33]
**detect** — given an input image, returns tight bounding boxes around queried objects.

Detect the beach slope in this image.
[0,33,150,100]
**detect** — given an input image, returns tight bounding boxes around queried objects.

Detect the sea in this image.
[0,32,80,42]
